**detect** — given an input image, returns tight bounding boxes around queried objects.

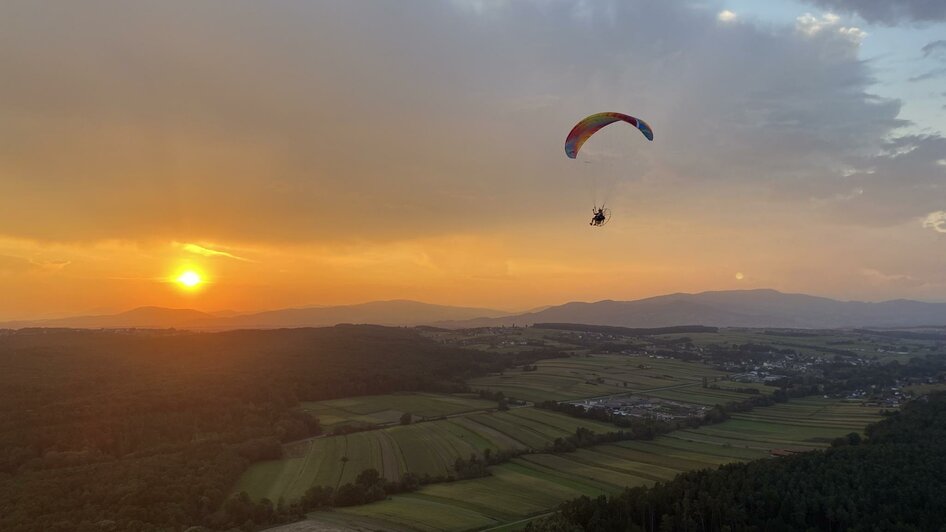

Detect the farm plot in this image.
[469,355,729,403]
[639,386,764,406]
[234,408,615,503]
[667,397,883,451]
[307,398,883,531]
[300,392,496,429]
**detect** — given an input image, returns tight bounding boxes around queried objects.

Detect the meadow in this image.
[675,329,938,362]
[234,405,616,503]
[467,354,730,403]
[300,392,497,429]
[310,397,883,531]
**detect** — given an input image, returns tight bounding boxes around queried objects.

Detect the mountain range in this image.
[0,300,508,330]
[5,290,946,330]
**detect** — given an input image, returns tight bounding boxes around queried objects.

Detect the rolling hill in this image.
[436,289,946,329]
[0,300,507,330]
[5,290,946,330]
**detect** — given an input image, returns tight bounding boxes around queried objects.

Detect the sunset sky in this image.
[2,1,946,319]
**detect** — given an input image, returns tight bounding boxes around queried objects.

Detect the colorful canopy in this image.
[564,112,653,159]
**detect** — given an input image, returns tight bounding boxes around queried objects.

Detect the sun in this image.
[176,270,203,288]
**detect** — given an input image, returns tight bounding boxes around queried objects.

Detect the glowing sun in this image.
[176,270,203,288]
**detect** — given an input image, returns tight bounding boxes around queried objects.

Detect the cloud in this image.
[909,67,946,82]
[798,135,946,228]
[0,0,923,249]
[177,242,252,262]
[0,254,70,274]
[0,255,33,274]
[922,40,946,57]
[800,0,946,24]
[796,13,866,43]
[859,268,928,290]
[795,12,840,35]
[923,211,946,232]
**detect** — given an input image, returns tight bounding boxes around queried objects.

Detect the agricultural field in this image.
[666,397,882,450]
[675,328,941,361]
[307,397,883,531]
[468,354,729,403]
[638,385,773,406]
[300,393,497,429]
[234,407,616,503]
[904,382,946,395]
[420,326,635,355]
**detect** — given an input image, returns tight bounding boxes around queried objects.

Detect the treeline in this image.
[853,328,946,341]
[527,392,946,532]
[534,323,718,336]
[0,326,521,532]
[812,354,946,394]
[537,387,808,431]
[216,449,523,528]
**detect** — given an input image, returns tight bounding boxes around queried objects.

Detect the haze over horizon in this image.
[18,287,946,323]
[3,1,946,321]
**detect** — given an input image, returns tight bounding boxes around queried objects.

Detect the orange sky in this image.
[2,2,946,320]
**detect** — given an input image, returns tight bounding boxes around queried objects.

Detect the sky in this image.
[1,0,946,319]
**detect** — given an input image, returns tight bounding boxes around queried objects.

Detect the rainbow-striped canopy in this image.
[564,112,653,159]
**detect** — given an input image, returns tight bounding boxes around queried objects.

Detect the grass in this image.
[905,382,946,395]
[233,407,616,503]
[677,329,942,362]
[308,397,883,531]
[468,354,730,403]
[300,392,497,429]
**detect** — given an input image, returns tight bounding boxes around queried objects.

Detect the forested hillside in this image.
[0,327,515,531]
[530,393,946,532]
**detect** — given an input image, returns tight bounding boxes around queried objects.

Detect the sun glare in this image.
[176,270,203,288]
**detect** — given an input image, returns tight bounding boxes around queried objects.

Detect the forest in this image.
[528,392,946,532]
[0,326,524,531]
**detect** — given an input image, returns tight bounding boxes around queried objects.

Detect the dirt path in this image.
[376,430,401,481]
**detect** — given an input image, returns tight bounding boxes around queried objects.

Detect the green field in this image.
[468,355,729,403]
[234,407,617,503]
[675,329,939,362]
[639,385,772,406]
[300,393,498,429]
[308,398,882,531]
[904,382,946,395]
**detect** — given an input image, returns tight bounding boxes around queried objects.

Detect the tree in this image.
[333,483,366,507]
[400,412,412,425]
[355,468,381,488]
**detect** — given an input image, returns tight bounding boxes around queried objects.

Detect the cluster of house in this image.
[729,370,789,383]
[568,395,708,422]
[839,386,906,408]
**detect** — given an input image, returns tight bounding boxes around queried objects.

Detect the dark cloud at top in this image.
[0,0,930,245]
[801,0,946,24]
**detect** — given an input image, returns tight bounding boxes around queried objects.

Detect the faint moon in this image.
[735,272,744,280]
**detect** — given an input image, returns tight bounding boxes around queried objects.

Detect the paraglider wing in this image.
[564,112,654,159]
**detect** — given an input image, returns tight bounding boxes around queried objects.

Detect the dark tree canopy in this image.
[528,392,946,532]
[0,326,512,531]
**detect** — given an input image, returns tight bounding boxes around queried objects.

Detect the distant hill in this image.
[0,300,508,330]
[436,289,946,329]
[533,323,719,336]
[208,300,508,329]
[0,306,217,329]
[5,290,946,330]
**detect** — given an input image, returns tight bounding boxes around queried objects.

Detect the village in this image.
[565,394,709,421]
